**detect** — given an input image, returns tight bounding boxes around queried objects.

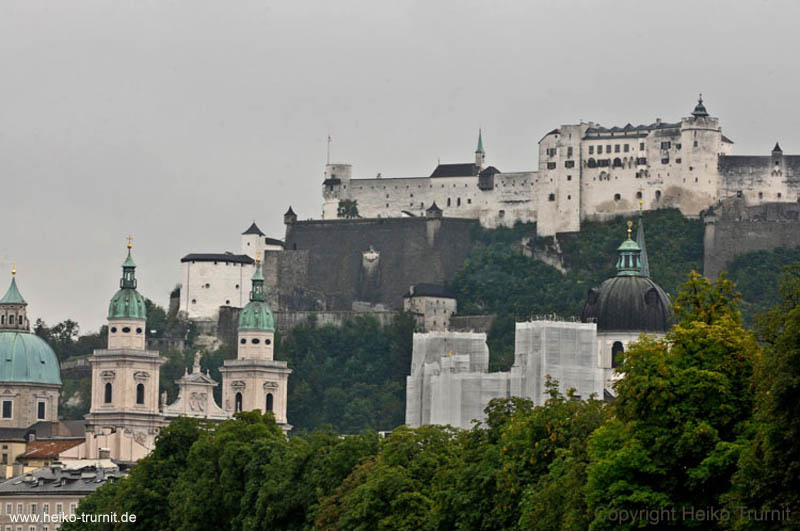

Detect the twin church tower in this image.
[85,241,290,462]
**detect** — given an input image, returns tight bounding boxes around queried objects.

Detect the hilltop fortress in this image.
[321,96,798,236]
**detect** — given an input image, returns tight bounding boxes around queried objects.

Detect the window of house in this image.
[547,162,556,170]
[447,198,451,207]
[614,193,621,201]
[37,402,45,420]
[266,393,273,412]
[1,401,11,419]
[759,192,763,199]
[8,316,13,325]
[598,159,610,167]
[43,504,49,515]
[637,157,647,165]
[589,145,594,155]
[467,198,472,204]
[597,145,603,154]
[567,175,572,181]
[587,158,597,168]
[136,384,145,405]
[676,158,682,164]
[252,338,260,344]
[661,157,669,164]
[661,141,671,150]
[624,144,630,152]
[636,191,642,199]
[104,383,112,404]
[567,147,573,158]
[235,393,243,412]
[457,198,461,206]
[29,504,36,515]
[565,160,574,168]
[778,192,783,198]
[656,190,662,200]
[548,193,556,201]
[640,142,645,150]
[606,145,611,153]
[737,190,743,198]
[694,140,699,147]
[615,144,620,153]
[676,143,681,150]
[56,504,63,515]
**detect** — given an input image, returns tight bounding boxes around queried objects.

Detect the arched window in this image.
[8,315,13,325]
[0,315,4,324]
[587,158,597,168]
[104,383,113,404]
[266,393,273,412]
[613,158,622,168]
[136,383,145,405]
[612,342,624,368]
[235,392,243,413]
[655,190,662,200]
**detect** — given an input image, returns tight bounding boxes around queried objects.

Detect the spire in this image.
[772,142,783,155]
[475,129,484,154]
[120,238,137,289]
[0,265,26,305]
[691,93,709,118]
[249,252,265,302]
[636,202,650,278]
[242,221,265,236]
[615,221,643,277]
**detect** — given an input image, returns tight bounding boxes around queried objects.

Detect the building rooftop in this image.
[181,253,255,264]
[242,222,265,236]
[430,163,479,178]
[19,439,84,460]
[0,461,126,496]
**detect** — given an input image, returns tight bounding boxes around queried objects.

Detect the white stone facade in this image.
[403,291,457,332]
[322,99,800,236]
[406,320,664,430]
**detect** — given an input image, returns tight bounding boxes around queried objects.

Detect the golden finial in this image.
[126,235,133,249]
[256,250,261,264]
[10,262,16,277]
[626,220,633,239]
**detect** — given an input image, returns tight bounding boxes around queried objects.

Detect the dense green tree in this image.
[585,272,758,529]
[728,264,800,529]
[337,199,360,219]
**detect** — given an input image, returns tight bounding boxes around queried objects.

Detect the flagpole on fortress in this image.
[327,133,331,165]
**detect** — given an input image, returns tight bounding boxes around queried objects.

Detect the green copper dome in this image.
[238,300,275,331]
[238,259,274,331]
[108,247,147,320]
[0,332,61,385]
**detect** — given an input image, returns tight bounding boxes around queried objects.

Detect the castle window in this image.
[548,193,556,201]
[587,158,597,168]
[266,393,273,412]
[8,315,13,325]
[613,158,622,168]
[759,192,763,199]
[225,300,230,305]
[240,338,246,344]
[104,383,112,404]
[624,144,630,152]
[661,141,671,150]
[636,157,647,165]
[265,339,271,345]
[565,160,575,168]
[606,145,611,153]
[567,175,572,181]
[467,198,472,204]
[614,193,621,201]
[778,193,783,198]
[737,190,743,198]
[547,162,556,170]
[136,384,145,405]
[1,401,11,419]
[676,158,682,164]
[636,191,642,199]
[589,145,594,155]
[661,158,669,164]
[235,284,239,289]
[656,190,662,200]
[567,195,571,200]
[615,145,620,153]
[122,327,131,333]
[447,198,451,206]
[235,393,243,412]
[252,338,260,344]
[567,146,573,158]
[612,342,624,368]
[694,140,698,147]
[676,143,681,150]
[457,198,461,207]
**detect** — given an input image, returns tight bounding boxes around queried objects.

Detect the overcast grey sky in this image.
[1,0,798,331]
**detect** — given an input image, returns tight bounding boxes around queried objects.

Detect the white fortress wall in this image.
[179,261,255,320]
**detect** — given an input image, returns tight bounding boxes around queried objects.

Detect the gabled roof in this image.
[242,222,265,236]
[181,253,254,264]
[426,202,443,213]
[265,237,285,247]
[430,163,479,178]
[20,439,84,459]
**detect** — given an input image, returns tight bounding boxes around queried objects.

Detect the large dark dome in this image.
[581,276,672,332]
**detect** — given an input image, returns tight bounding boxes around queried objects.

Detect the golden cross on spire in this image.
[10,262,16,277]
[256,250,262,264]
[627,220,633,239]
[126,235,134,249]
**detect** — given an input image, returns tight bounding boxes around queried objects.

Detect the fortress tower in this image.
[85,242,166,461]
[220,253,291,431]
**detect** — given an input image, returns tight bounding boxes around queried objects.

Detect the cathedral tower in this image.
[220,253,291,430]
[85,241,166,461]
